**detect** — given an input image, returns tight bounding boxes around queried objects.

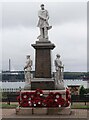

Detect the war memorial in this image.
[15,4,71,116]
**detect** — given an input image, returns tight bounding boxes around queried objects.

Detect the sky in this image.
[0,2,87,72]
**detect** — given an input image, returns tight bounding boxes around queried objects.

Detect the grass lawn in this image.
[0,103,18,109]
[71,104,89,109]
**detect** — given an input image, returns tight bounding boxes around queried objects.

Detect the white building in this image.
[0,79,88,92]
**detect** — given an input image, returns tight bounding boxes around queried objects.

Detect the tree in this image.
[85,88,89,94]
[79,86,86,95]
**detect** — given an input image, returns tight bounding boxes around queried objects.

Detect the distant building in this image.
[1,71,34,82]
[0,71,88,92]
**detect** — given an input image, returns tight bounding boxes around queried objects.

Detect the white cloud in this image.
[2,2,87,72]
[51,21,87,72]
[0,3,2,72]
[2,2,87,28]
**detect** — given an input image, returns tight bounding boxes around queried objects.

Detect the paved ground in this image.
[1,109,88,120]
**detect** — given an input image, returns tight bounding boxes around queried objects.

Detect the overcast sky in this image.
[1,2,87,72]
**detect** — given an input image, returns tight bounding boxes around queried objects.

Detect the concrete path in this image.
[1,109,88,120]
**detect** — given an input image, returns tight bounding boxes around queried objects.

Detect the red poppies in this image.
[17,89,71,107]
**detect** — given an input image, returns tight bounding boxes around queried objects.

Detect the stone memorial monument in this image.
[16,4,71,115]
[31,4,55,90]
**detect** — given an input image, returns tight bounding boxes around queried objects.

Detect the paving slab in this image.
[1,109,88,120]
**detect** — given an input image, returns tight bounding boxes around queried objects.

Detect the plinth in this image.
[31,78,55,90]
[16,90,71,115]
[32,40,55,78]
[31,40,55,90]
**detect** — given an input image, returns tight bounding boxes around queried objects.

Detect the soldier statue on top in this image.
[37,4,52,40]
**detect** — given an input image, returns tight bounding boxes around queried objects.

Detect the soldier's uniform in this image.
[37,9,51,39]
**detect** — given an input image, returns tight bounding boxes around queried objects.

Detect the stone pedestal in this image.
[16,107,33,115]
[16,90,71,115]
[31,78,55,90]
[33,108,47,115]
[31,40,55,90]
[31,40,55,78]
[16,107,71,115]
[47,106,71,115]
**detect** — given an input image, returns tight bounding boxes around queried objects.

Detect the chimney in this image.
[9,59,11,71]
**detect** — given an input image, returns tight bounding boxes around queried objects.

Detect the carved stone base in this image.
[48,106,71,115]
[33,108,47,115]
[16,89,71,115]
[31,78,55,90]
[16,106,71,115]
[16,107,32,115]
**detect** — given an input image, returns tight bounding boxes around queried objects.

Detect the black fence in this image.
[71,95,89,105]
[1,93,89,105]
[2,92,19,102]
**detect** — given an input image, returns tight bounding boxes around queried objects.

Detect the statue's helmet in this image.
[56,54,60,58]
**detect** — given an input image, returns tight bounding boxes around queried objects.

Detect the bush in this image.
[79,86,86,95]
[85,88,89,94]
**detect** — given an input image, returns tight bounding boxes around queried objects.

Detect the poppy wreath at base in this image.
[34,89,43,97]
[17,96,20,105]
[55,97,65,107]
[64,99,70,107]
[21,92,29,100]
[54,92,62,99]
[20,99,30,107]
[32,96,43,107]
[66,88,70,99]
[42,98,54,107]
[17,89,71,107]
[66,88,71,102]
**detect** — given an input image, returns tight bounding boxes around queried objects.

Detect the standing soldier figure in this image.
[37,4,52,40]
[24,55,32,89]
[55,54,64,82]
